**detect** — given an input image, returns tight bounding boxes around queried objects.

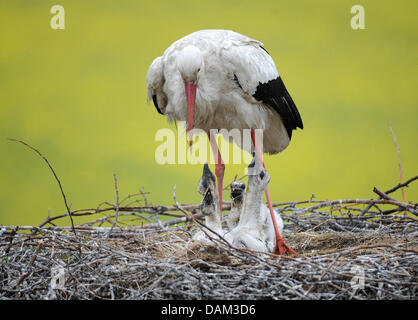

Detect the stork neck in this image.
[238,183,263,227]
[203,193,222,232]
[227,199,243,229]
[204,204,222,232]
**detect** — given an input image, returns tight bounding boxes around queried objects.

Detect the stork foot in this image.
[264,187,297,255]
[274,236,297,255]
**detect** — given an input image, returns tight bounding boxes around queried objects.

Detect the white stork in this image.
[146,29,303,255]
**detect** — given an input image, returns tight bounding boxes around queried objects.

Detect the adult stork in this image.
[146,29,303,255]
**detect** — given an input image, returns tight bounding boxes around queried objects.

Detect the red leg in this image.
[207,132,225,215]
[251,130,296,255]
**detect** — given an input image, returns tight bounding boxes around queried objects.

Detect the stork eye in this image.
[259,171,265,180]
[197,68,201,72]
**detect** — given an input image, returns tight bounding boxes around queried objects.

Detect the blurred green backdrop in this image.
[0,0,416,226]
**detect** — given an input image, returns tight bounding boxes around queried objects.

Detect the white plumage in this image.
[192,163,223,243]
[192,159,284,254]
[225,155,284,253]
[147,29,302,255]
[146,29,303,154]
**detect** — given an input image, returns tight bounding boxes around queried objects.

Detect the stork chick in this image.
[225,154,283,253]
[192,163,223,242]
[228,180,246,230]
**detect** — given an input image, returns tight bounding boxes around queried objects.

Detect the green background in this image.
[0,0,416,226]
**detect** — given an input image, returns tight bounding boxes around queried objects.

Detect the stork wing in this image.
[146,56,167,115]
[221,40,303,139]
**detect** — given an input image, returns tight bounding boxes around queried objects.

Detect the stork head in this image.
[177,45,203,83]
[177,45,203,150]
[230,180,246,203]
[247,153,270,192]
[197,163,216,196]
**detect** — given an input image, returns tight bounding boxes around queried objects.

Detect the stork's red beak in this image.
[185,82,197,151]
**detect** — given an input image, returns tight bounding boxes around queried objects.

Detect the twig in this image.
[361,175,418,216]
[303,199,416,215]
[8,138,77,239]
[388,124,406,203]
[305,253,342,295]
[107,174,120,239]
[15,240,44,288]
[140,186,149,206]
[384,175,418,196]
[373,187,397,202]
[4,226,19,255]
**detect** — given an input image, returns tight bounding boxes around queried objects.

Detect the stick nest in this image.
[1,200,417,300]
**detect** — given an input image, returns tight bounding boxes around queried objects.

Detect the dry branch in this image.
[388,124,406,203]
[8,138,77,238]
[107,174,120,239]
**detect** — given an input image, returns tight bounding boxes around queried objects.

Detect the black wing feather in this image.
[152,94,164,115]
[252,77,303,139]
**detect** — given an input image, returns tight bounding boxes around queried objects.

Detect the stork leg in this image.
[251,130,296,255]
[207,132,225,216]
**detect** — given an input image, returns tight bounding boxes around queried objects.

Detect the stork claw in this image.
[275,238,297,256]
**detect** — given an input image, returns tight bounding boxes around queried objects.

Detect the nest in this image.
[1,197,417,300]
[2,137,416,300]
